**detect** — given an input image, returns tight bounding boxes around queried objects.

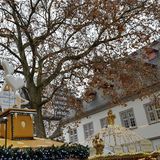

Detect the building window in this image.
[69,128,78,143]
[144,102,160,124]
[83,122,94,139]
[120,108,136,128]
[100,117,107,128]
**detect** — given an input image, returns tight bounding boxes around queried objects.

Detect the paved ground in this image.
[0,137,63,148]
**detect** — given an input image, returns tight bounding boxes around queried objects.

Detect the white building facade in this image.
[63,92,160,151]
[63,39,160,151]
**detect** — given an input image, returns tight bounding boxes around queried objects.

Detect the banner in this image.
[0,91,16,108]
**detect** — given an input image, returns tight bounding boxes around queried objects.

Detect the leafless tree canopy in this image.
[0,0,159,137]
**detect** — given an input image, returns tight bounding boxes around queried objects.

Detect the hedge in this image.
[0,143,89,160]
[88,152,160,160]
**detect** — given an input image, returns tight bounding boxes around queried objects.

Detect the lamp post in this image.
[3,117,8,148]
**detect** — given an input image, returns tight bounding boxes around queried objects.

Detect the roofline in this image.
[0,108,36,118]
[62,81,160,125]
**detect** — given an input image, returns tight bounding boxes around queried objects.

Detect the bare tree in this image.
[0,0,159,137]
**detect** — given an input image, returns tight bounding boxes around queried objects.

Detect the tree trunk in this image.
[27,84,46,138]
[34,106,46,138]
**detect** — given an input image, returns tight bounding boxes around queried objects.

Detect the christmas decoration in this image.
[0,144,89,160]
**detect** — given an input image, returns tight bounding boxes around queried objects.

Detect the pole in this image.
[4,117,8,148]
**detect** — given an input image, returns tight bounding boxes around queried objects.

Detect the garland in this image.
[0,143,89,160]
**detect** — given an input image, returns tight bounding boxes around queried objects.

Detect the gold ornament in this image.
[92,133,104,155]
[107,110,116,125]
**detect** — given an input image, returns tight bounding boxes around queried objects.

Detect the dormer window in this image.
[84,90,97,103]
[143,48,158,61]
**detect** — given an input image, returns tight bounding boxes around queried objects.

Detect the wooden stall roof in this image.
[0,137,63,148]
[0,108,37,118]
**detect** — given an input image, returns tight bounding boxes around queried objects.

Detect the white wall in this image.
[63,96,160,150]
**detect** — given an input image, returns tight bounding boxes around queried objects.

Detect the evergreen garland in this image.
[0,144,89,160]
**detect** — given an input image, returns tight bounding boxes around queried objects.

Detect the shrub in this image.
[0,143,89,160]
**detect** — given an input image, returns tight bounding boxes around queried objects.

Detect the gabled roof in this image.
[131,38,160,65]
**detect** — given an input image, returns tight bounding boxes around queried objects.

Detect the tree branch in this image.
[27,0,41,27]
[0,43,21,62]
[8,1,30,79]
[40,78,65,107]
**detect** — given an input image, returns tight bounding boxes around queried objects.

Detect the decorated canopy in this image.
[88,110,153,154]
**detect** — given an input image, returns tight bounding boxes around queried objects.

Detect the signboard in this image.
[0,91,16,108]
